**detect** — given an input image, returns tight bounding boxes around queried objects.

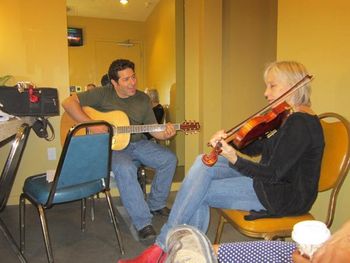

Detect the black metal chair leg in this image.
[105,191,125,255]
[0,217,27,263]
[37,205,54,263]
[90,196,95,222]
[19,194,25,254]
[81,198,86,232]
[137,166,147,199]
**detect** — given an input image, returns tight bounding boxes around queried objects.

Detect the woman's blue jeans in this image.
[110,139,177,230]
[156,155,265,249]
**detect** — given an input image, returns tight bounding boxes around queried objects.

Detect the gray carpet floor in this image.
[0,192,253,263]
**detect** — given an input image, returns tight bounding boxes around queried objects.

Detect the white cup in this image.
[292,220,331,259]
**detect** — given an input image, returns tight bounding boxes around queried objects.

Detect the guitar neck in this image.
[116,123,181,134]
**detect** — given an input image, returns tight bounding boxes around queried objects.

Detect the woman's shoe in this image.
[118,244,167,263]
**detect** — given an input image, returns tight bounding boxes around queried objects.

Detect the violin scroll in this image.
[202,143,222,167]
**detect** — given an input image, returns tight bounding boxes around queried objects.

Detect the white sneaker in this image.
[165,225,217,263]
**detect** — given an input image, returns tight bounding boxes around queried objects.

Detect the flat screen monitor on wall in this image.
[67,27,83,46]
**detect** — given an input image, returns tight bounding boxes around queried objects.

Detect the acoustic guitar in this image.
[60,106,200,150]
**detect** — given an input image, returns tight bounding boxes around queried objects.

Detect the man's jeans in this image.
[111,139,177,230]
[156,155,265,249]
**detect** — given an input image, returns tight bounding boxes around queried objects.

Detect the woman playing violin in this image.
[118,61,325,263]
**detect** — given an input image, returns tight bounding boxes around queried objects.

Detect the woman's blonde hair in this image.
[264,61,311,106]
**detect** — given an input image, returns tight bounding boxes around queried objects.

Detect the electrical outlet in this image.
[69,85,82,95]
[47,147,56,160]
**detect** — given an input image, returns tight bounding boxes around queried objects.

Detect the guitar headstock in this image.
[180,121,200,134]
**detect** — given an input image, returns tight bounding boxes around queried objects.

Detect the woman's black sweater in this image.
[230,112,325,217]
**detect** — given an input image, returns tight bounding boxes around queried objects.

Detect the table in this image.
[0,117,34,142]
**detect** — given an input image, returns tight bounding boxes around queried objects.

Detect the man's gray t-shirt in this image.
[77,85,157,142]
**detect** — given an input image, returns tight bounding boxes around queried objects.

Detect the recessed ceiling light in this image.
[120,0,128,5]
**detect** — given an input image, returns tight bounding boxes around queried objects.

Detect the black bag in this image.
[0,83,59,117]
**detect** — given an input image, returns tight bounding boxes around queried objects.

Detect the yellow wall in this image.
[222,0,277,129]
[145,0,176,105]
[144,0,186,165]
[67,16,145,89]
[174,0,186,166]
[185,0,277,169]
[0,0,69,204]
[184,0,223,169]
[278,0,350,232]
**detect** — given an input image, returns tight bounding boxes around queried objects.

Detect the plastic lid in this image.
[292,220,331,245]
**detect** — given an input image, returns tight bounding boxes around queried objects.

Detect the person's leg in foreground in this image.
[118,156,265,262]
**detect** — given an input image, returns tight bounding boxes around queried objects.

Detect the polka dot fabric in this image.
[218,241,297,263]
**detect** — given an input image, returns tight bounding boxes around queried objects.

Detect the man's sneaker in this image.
[138,225,156,243]
[165,225,217,263]
[151,207,171,217]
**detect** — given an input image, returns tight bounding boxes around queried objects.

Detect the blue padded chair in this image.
[19,121,124,262]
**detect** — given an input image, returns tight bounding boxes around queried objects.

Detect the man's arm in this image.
[62,94,107,133]
[62,94,90,122]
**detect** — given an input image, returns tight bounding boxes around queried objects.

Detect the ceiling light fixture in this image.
[120,0,128,5]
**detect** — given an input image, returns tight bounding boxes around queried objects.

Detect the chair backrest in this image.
[318,112,350,227]
[153,104,165,124]
[0,124,30,211]
[60,111,86,146]
[47,121,113,206]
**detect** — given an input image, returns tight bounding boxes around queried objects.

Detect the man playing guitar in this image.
[62,59,177,242]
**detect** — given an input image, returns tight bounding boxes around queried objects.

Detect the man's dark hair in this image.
[108,59,135,83]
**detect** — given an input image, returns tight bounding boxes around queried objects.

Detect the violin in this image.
[202,75,313,167]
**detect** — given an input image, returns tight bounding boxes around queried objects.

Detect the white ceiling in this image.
[66,0,160,22]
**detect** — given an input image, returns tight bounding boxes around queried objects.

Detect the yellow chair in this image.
[214,112,350,242]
